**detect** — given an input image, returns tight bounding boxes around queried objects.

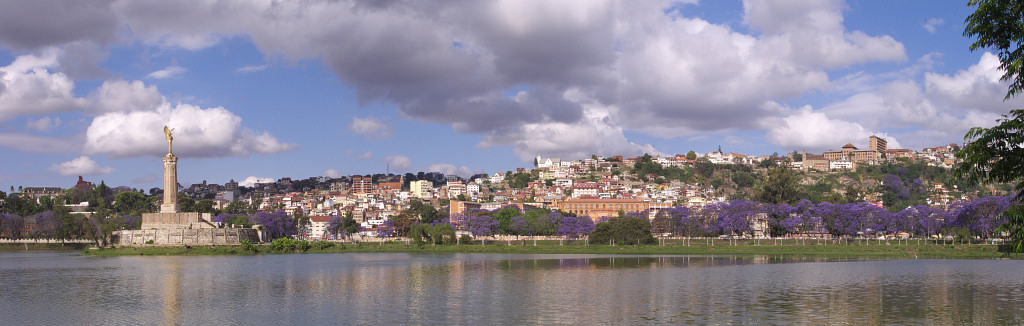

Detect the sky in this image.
[0,0,1018,192]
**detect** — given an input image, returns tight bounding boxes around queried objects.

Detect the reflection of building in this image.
[557,199,648,220]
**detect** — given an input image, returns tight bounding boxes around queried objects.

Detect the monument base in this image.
[160,203,178,213]
[141,212,216,230]
[113,228,261,246]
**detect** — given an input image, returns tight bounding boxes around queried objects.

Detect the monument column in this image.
[161,153,178,213]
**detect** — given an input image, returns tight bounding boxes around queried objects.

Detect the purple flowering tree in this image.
[716,200,757,236]
[0,213,24,239]
[557,215,595,240]
[377,219,395,238]
[249,211,297,240]
[468,214,499,237]
[29,211,60,239]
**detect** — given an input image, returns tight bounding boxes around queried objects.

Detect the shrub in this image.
[459,234,473,244]
[589,216,657,245]
[145,239,154,245]
[241,240,257,253]
[312,240,334,250]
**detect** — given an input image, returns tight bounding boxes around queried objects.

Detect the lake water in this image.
[1,252,1022,325]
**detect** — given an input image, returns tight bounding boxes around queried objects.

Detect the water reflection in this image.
[161,258,181,326]
[0,252,1022,325]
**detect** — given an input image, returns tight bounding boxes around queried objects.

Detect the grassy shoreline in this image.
[80,241,1018,259]
[0,243,89,251]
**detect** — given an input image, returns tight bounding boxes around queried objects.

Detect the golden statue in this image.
[164,126,174,154]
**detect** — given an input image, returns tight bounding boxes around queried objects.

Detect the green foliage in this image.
[996,206,1024,252]
[957,110,1024,200]
[410,223,457,245]
[459,234,473,244]
[588,216,656,245]
[685,151,697,160]
[241,240,256,253]
[756,166,802,205]
[961,1,1024,251]
[113,191,154,216]
[312,240,335,250]
[269,238,312,253]
[507,172,535,188]
[145,239,154,245]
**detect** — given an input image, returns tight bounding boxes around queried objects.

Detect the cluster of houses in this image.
[3,138,967,239]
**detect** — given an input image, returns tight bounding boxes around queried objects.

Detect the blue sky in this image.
[0,0,1018,191]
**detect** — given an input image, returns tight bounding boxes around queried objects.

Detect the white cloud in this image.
[0,51,83,121]
[237,176,274,187]
[323,169,342,178]
[766,106,900,152]
[236,64,267,73]
[72,1,905,147]
[87,79,164,113]
[384,155,411,172]
[425,163,478,178]
[357,151,373,159]
[925,52,1022,113]
[49,156,114,176]
[923,18,944,34]
[481,104,659,162]
[25,116,61,132]
[349,117,393,140]
[146,65,186,79]
[84,102,297,158]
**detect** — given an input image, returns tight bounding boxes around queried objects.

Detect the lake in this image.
[1,252,1022,325]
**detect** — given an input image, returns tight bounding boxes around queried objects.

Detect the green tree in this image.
[178,195,196,212]
[113,191,154,216]
[755,166,802,205]
[685,151,697,160]
[589,216,656,245]
[958,0,1024,252]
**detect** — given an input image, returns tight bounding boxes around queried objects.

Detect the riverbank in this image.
[0,243,89,251]
[81,241,1018,259]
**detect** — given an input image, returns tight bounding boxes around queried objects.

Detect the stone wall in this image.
[114,228,260,245]
[141,212,215,229]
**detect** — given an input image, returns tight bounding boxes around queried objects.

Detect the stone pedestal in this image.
[141,212,216,230]
[161,154,178,213]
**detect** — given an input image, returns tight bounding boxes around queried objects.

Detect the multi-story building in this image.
[351,176,373,194]
[22,186,62,199]
[572,182,600,198]
[557,198,649,221]
[309,215,331,239]
[409,180,432,200]
[869,135,887,153]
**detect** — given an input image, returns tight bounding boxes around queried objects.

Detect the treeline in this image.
[653,197,1011,240]
[373,196,1012,244]
[0,207,139,246]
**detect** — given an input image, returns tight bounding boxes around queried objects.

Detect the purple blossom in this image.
[0,213,24,239]
[377,219,395,238]
[557,215,595,239]
[468,214,499,237]
[249,210,297,240]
